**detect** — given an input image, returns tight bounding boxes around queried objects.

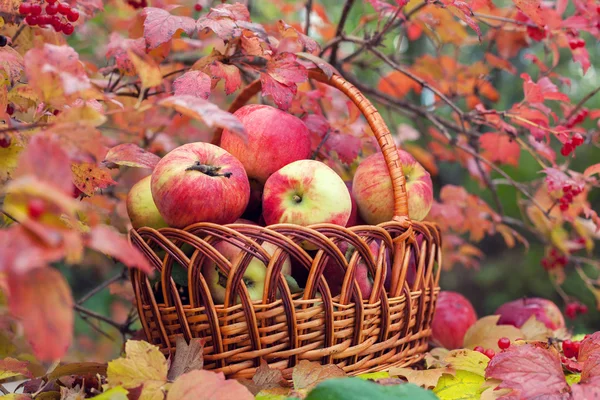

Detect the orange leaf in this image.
[71,163,116,197]
[479,132,521,167]
[485,53,517,75]
[378,70,421,98]
[7,267,74,362]
[584,163,600,179]
[128,50,163,89]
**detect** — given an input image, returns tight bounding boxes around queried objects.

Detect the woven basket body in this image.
[130,70,442,379]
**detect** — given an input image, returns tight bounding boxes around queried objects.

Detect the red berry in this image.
[57,2,70,14]
[72,184,82,198]
[50,16,61,31]
[572,133,584,146]
[565,303,579,319]
[474,346,484,353]
[19,2,33,14]
[0,135,11,148]
[526,26,546,41]
[38,15,52,25]
[559,203,569,211]
[27,198,46,219]
[562,184,571,193]
[29,3,41,15]
[6,104,14,115]
[53,109,60,115]
[577,38,585,48]
[560,143,573,156]
[541,258,551,269]
[194,3,203,11]
[569,39,579,50]
[498,337,511,350]
[62,22,74,35]
[47,0,57,3]
[67,8,79,22]
[484,349,496,359]
[25,14,38,25]
[46,3,58,15]
[578,304,588,314]
[556,255,568,266]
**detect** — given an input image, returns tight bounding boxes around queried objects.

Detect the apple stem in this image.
[292,194,302,203]
[186,162,232,178]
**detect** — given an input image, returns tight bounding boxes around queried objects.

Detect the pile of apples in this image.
[126,105,434,305]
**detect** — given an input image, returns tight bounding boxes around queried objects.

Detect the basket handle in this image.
[214,69,411,222]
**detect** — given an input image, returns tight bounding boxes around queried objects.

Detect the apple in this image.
[352,149,434,223]
[345,181,363,227]
[202,236,293,305]
[220,104,312,185]
[151,142,250,228]
[494,297,565,330]
[262,159,352,227]
[431,291,478,349]
[126,175,168,229]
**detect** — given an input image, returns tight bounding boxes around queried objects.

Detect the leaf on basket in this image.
[484,343,569,399]
[167,370,253,400]
[292,360,346,392]
[167,336,204,381]
[389,366,453,389]
[238,360,286,395]
[463,315,523,352]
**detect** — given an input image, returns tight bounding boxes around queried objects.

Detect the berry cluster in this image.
[474,346,496,359]
[565,108,588,128]
[194,3,203,11]
[565,302,588,319]
[562,339,581,359]
[541,248,568,270]
[560,132,584,156]
[27,198,46,219]
[0,134,11,148]
[559,183,583,211]
[19,1,79,35]
[127,0,148,9]
[526,26,547,41]
[568,37,586,50]
[498,337,511,350]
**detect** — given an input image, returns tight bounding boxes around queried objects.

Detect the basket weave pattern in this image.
[130,70,442,379]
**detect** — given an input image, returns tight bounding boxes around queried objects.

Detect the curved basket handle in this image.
[213,69,411,221]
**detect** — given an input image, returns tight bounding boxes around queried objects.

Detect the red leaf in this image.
[325,134,362,164]
[277,20,320,53]
[196,3,253,41]
[584,163,600,179]
[521,73,569,105]
[71,163,116,197]
[103,144,161,170]
[578,332,600,364]
[143,7,197,51]
[14,135,73,194]
[582,354,600,381]
[105,33,146,76]
[571,377,600,399]
[484,343,569,398]
[173,71,211,99]
[158,95,246,139]
[443,1,482,39]
[479,132,521,166]
[0,357,32,380]
[7,267,74,362]
[166,370,253,400]
[209,61,242,95]
[572,46,590,74]
[260,53,308,111]
[513,0,545,26]
[87,225,153,273]
[205,3,250,21]
[485,53,517,75]
[0,46,24,84]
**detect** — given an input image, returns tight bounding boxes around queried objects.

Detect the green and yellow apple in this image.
[262,159,352,227]
[352,149,433,223]
[126,175,168,229]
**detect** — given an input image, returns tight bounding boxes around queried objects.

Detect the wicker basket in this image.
[129,69,442,380]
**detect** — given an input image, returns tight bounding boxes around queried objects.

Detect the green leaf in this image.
[304,377,439,400]
[433,370,486,400]
[566,373,582,386]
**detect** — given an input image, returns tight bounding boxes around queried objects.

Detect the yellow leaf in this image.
[56,103,107,127]
[480,379,512,399]
[520,315,554,341]
[390,367,454,389]
[425,348,451,369]
[89,387,129,399]
[463,315,523,352]
[444,349,489,377]
[433,370,487,399]
[565,373,581,386]
[0,142,24,183]
[106,340,168,400]
[128,51,163,89]
[550,225,570,254]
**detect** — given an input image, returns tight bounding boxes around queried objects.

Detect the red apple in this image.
[352,149,433,223]
[345,181,362,227]
[126,175,168,229]
[494,297,565,330]
[151,142,250,228]
[431,291,477,349]
[262,159,352,227]
[220,104,312,184]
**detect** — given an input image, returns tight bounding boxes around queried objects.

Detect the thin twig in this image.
[12,24,25,43]
[327,0,356,65]
[304,0,313,36]
[473,12,537,27]
[563,85,600,122]
[77,269,126,305]
[74,304,133,333]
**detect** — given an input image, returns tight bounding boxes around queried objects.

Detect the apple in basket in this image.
[150,142,250,228]
[431,291,478,349]
[126,175,168,230]
[262,159,352,227]
[352,149,433,224]
[202,219,295,304]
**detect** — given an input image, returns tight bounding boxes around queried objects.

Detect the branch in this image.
[563,85,600,122]
[74,304,135,334]
[304,0,313,36]
[327,0,355,65]
[473,12,537,27]
[76,269,127,305]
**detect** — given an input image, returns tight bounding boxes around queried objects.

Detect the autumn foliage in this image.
[0,0,599,397]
